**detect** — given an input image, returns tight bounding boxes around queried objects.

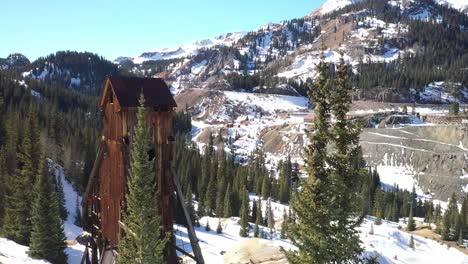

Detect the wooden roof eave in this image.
[98,78,110,109]
[99,78,122,112]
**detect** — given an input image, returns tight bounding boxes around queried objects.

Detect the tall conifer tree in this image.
[223,184,233,217]
[3,112,40,245]
[29,157,67,264]
[239,188,249,237]
[286,45,335,263]
[117,94,169,264]
[329,54,364,261]
[407,204,416,231]
[0,148,6,230]
[286,47,364,263]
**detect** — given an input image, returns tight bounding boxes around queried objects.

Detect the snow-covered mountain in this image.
[314,0,364,15]
[314,0,468,15]
[111,0,467,104]
[436,0,468,12]
[115,31,247,64]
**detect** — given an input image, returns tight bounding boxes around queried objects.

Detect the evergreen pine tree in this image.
[251,199,258,223]
[239,188,249,237]
[205,220,211,232]
[55,174,69,221]
[215,152,226,217]
[330,54,365,260]
[392,195,399,222]
[279,157,292,204]
[185,186,196,224]
[369,224,374,235]
[281,209,288,239]
[0,148,6,230]
[223,184,233,217]
[254,222,260,238]
[374,188,383,225]
[460,197,468,239]
[287,49,364,263]
[261,173,270,199]
[441,193,460,241]
[407,204,416,231]
[266,199,274,232]
[286,45,335,263]
[409,235,415,250]
[254,198,263,237]
[197,196,205,217]
[458,229,464,246]
[28,157,68,264]
[117,94,169,264]
[216,219,223,234]
[3,112,41,245]
[434,204,442,234]
[204,161,217,216]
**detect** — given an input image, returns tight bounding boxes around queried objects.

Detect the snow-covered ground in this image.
[360,217,468,264]
[0,238,49,264]
[176,212,468,263]
[224,91,309,113]
[413,82,468,104]
[50,162,86,264]
[0,162,85,264]
[351,106,449,116]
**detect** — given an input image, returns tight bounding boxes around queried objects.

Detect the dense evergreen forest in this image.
[172,111,298,228]
[31,51,118,94]
[362,168,468,243]
[0,72,90,263]
[0,71,100,192]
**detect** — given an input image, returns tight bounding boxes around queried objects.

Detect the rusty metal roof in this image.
[107,76,177,108]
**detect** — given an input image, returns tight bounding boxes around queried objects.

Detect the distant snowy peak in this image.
[118,31,247,64]
[315,0,364,15]
[435,0,468,12]
[313,0,467,15]
[0,53,31,69]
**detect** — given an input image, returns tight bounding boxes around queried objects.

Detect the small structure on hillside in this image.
[304,113,316,124]
[82,76,204,264]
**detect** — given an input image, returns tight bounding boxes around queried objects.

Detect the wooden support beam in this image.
[171,244,197,261]
[170,163,205,264]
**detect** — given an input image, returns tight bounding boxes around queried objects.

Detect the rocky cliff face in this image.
[360,125,468,200]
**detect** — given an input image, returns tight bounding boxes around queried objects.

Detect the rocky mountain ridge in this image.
[115,0,468,102]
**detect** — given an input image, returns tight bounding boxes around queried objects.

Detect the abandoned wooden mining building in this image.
[81,76,204,264]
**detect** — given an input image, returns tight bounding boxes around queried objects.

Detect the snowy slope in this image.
[0,162,85,264]
[176,213,468,263]
[50,161,86,264]
[0,238,50,264]
[359,217,468,263]
[414,82,468,104]
[224,91,309,113]
[50,161,83,241]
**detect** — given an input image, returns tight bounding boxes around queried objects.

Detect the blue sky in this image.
[0,0,325,61]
